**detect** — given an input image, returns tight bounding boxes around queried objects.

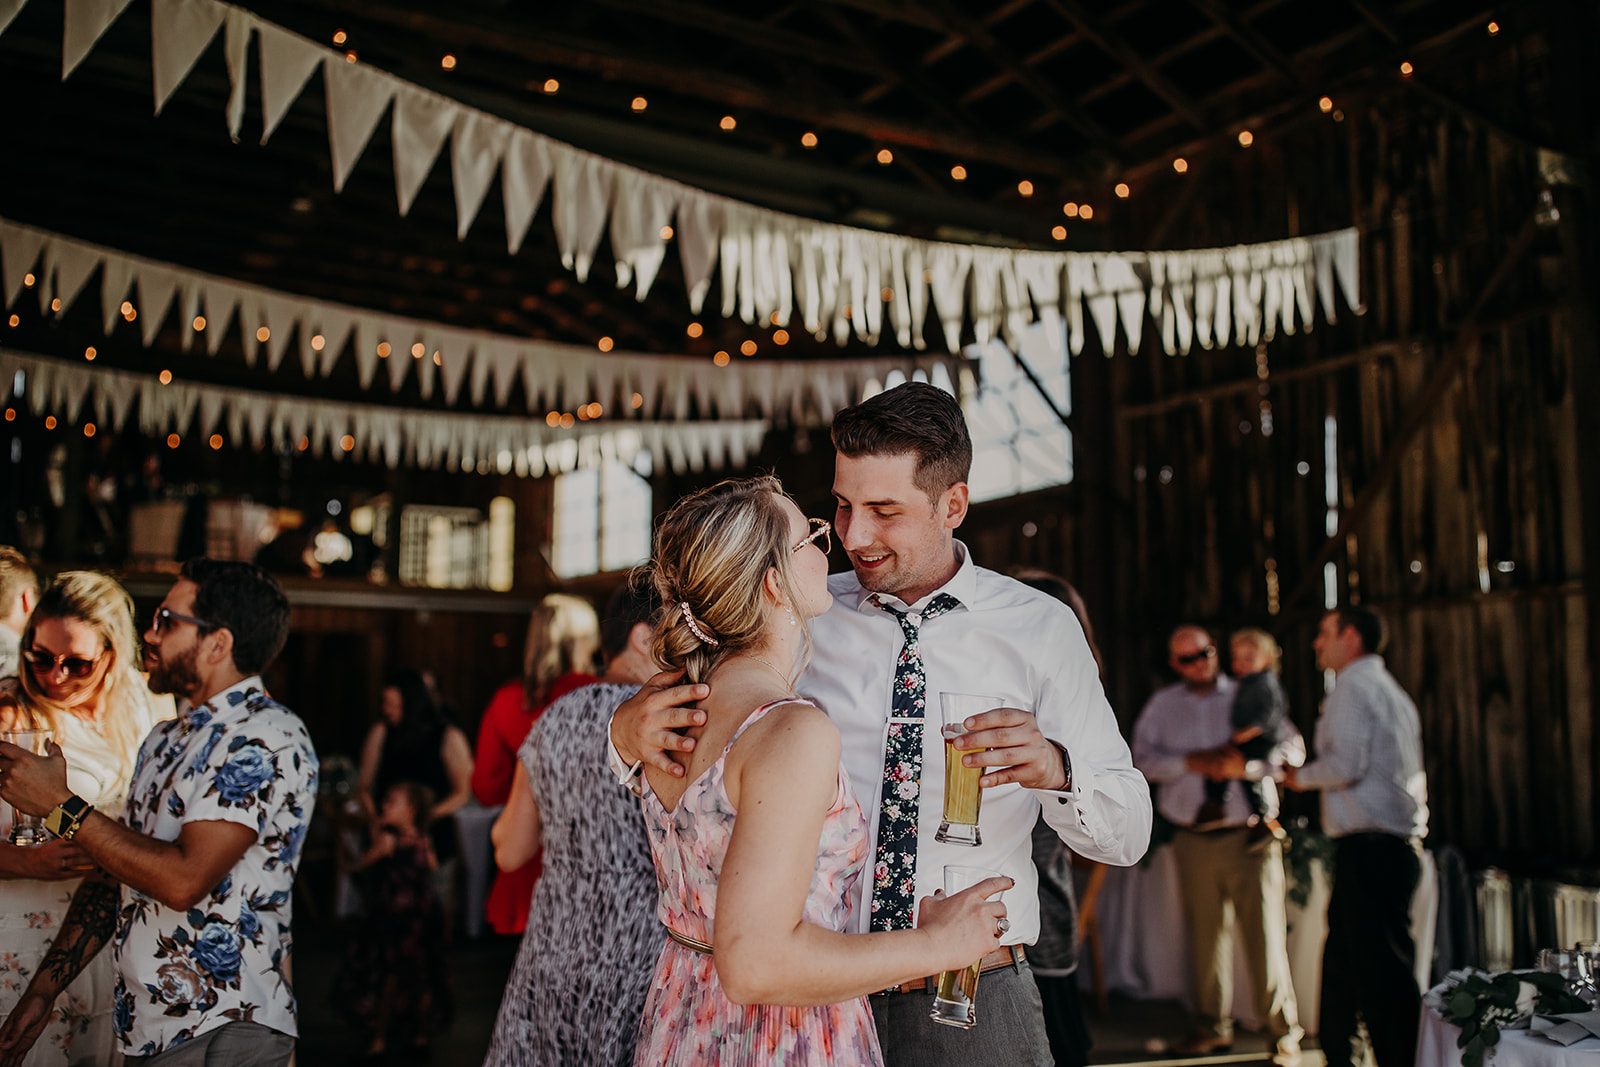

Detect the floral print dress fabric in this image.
[634,699,883,1067]
[114,677,317,1056]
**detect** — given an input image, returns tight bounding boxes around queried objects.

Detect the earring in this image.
[787,606,796,626]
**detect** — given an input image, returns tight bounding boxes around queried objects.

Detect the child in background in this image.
[1196,628,1290,839]
[339,780,454,1062]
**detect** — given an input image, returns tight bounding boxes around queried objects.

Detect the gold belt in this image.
[665,926,714,955]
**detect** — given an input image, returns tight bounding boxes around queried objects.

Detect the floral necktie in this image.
[867,592,962,932]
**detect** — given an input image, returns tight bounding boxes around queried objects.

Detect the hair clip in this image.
[679,601,720,647]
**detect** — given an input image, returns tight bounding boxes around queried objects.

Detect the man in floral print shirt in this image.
[0,560,316,1066]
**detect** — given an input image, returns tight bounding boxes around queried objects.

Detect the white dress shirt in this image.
[610,543,1150,948]
[1132,676,1305,829]
[800,543,1150,945]
[1295,655,1428,840]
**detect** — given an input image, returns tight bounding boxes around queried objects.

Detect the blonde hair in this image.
[16,571,148,783]
[1230,627,1282,672]
[522,594,600,707]
[646,475,811,686]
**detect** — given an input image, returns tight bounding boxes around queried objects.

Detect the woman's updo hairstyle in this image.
[647,475,810,685]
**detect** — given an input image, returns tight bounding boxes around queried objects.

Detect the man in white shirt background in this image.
[1132,625,1303,1064]
[1287,605,1429,1067]
[612,381,1151,1066]
[0,546,38,679]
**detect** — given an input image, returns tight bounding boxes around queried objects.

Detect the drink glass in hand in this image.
[937,693,998,846]
[929,864,1008,1029]
[1,730,54,846]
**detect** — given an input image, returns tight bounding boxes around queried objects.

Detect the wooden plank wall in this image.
[1059,26,1597,868]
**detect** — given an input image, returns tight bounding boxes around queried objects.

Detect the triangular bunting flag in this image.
[392,88,457,216]
[62,0,135,78]
[323,57,396,193]
[451,109,512,240]
[150,0,224,114]
[256,19,322,143]
[136,265,181,345]
[502,128,552,255]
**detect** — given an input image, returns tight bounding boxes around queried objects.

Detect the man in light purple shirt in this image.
[1133,624,1303,1063]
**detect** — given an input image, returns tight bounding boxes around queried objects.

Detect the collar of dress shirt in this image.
[177,674,265,721]
[1338,653,1385,678]
[846,539,977,614]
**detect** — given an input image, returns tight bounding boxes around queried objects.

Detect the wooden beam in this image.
[584,0,882,73]
[1040,0,1208,130]
[1280,215,1542,612]
[1184,0,1304,88]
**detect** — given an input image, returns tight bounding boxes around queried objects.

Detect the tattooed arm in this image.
[0,871,121,1066]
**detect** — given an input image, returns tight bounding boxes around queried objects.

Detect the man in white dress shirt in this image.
[1132,625,1303,1063]
[1286,605,1428,1067]
[611,382,1150,1066]
[0,546,38,679]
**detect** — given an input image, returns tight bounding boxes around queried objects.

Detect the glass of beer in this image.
[1,730,54,846]
[929,864,1008,1029]
[937,693,998,846]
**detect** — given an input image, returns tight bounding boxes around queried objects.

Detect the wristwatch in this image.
[44,795,94,840]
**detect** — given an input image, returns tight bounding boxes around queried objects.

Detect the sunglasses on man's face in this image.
[23,647,107,679]
[151,607,217,635]
[1175,646,1216,666]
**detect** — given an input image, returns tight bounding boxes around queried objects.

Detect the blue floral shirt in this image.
[113,676,318,1055]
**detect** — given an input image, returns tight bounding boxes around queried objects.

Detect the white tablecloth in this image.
[1417,1003,1600,1067]
[1089,841,1438,1036]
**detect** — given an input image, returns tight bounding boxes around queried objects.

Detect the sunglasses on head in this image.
[1175,645,1216,665]
[23,647,107,679]
[793,517,832,555]
[151,607,217,634]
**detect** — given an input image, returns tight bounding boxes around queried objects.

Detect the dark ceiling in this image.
[0,0,1506,408]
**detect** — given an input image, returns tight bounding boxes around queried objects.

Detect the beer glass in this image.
[937,693,998,846]
[929,864,1008,1029]
[1,730,53,846]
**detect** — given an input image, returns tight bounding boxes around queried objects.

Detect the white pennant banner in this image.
[0,217,950,426]
[2,349,769,475]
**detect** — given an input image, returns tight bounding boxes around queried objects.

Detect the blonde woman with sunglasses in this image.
[0,572,167,1066]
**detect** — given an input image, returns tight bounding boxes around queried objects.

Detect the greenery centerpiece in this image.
[1434,970,1588,1067]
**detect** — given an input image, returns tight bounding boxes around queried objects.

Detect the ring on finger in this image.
[996,917,1011,936]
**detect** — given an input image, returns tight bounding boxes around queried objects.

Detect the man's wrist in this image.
[1048,740,1073,792]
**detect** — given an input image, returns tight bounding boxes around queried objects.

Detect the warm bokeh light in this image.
[44,416,56,430]
[1319,96,1334,113]
[50,298,61,313]
[411,342,425,358]
[1487,21,1499,35]
[543,78,559,94]
[1115,183,1130,198]
[801,131,818,148]
[332,29,347,45]
[631,392,644,409]
[1052,225,1067,241]
[559,413,574,429]
[340,435,355,452]
[876,148,893,165]
[84,346,96,361]
[376,342,391,358]
[345,50,358,63]
[587,403,603,418]
[773,329,789,345]
[297,436,308,451]
[545,411,560,427]
[6,315,17,328]
[660,225,674,240]
[1399,61,1414,76]
[713,352,731,367]
[83,423,95,438]
[631,96,648,111]
[1238,130,1254,147]
[950,165,967,181]
[193,316,206,331]
[740,339,757,356]
[1017,180,1034,197]
[597,336,614,352]
[433,351,442,365]
[441,54,456,70]
[159,369,172,384]
[1063,202,1078,217]
[256,326,270,343]
[720,115,736,130]
[209,434,223,450]
[1173,158,1189,173]
[167,433,180,448]
[686,322,703,338]
[1080,204,1094,220]
[3,409,12,422]
[310,333,325,350]
[23,273,35,288]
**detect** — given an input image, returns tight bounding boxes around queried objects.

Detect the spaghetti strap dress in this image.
[633,698,883,1067]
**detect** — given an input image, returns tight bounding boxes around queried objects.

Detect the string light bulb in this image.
[597,336,614,352]
[6,315,17,328]
[1319,96,1334,113]
[332,29,347,45]
[1017,180,1034,197]
[713,352,731,366]
[719,115,736,130]
[631,96,648,111]
[345,50,358,63]
[1051,225,1067,241]
[411,342,425,358]
[1063,202,1079,217]
[740,339,757,356]
[876,148,894,165]
[44,416,56,430]
[543,78,559,94]
[950,164,967,181]
[1114,182,1130,198]
[310,333,325,350]
[1173,158,1189,173]
[660,225,674,240]
[1486,21,1499,35]
[1079,204,1094,220]
[84,346,96,361]
[801,131,818,148]
[441,54,456,70]
[773,329,789,345]
[159,369,172,384]
[193,316,206,331]
[1238,129,1254,147]
[1399,61,1414,76]
[256,327,270,342]
[376,342,391,358]
[209,434,224,450]
[167,433,180,448]
[686,322,703,338]
[22,273,34,287]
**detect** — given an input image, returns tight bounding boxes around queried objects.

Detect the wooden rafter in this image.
[1040,0,1207,130]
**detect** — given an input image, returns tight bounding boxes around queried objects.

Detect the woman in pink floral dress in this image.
[633,477,1010,1066]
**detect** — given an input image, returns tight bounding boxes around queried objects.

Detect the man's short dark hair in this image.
[830,381,972,499]
[0,546,38,612]
[602,575,661,659]
[1332,604,1386,656]
[180,558,291,674]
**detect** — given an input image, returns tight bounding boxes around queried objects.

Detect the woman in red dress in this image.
[474,594,600,934]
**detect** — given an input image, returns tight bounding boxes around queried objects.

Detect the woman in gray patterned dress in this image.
[483,583,663,1067]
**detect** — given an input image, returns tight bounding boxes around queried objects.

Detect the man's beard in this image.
[146,643,203,698]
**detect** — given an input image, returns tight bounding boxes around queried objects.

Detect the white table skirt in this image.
[1417,1001,1600,1067]
[1088,840,1439,1036]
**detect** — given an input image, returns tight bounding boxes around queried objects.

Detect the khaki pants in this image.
[1171,827,1302,1043]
